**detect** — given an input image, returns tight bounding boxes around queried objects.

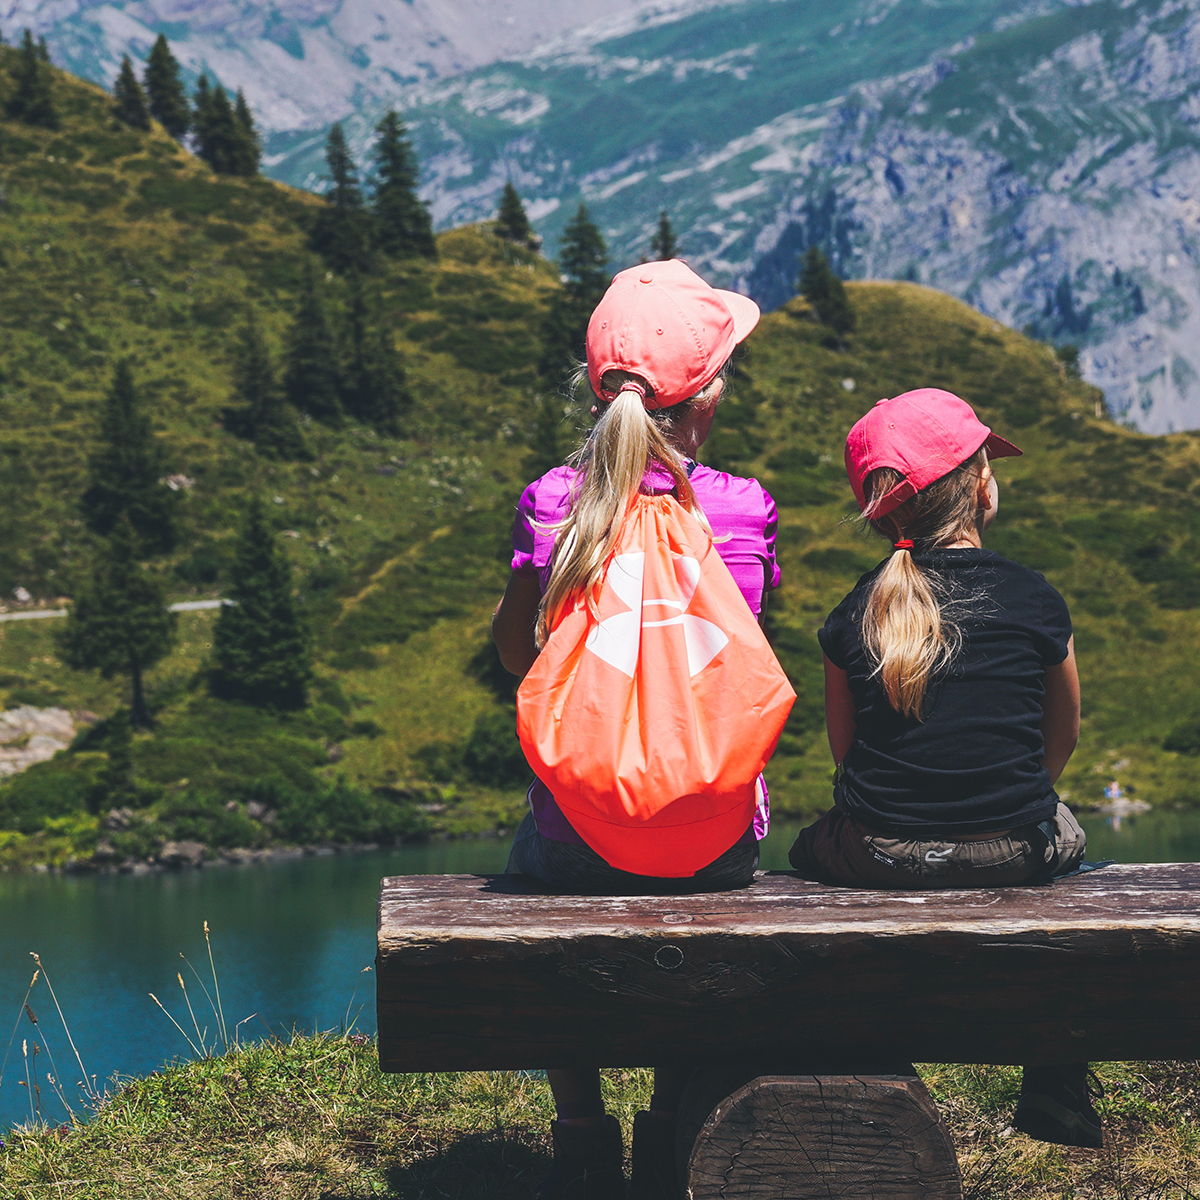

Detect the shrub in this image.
[1163,721,1200,756]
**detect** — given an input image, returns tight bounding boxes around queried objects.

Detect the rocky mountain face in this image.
[0,0,671,132]
[12,0,1200,431]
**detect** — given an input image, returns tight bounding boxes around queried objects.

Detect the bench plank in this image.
[377,865,1200,1071]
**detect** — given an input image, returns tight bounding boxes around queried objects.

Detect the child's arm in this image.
[823,654,856,765]
[1041,636,1081,784]
[492,572,541,677]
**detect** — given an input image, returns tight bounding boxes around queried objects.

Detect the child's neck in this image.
[944,526,985,550]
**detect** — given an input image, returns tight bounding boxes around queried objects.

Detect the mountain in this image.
[1,46,1199,870]
[0,0,669,132]
[18,0,1200,431]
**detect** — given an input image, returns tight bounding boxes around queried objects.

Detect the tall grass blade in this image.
[203,921,228,1047]
[29,954,97,1103]
[148,993,203,1059]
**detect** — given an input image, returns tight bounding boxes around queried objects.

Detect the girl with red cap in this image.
[790,387,1098,1147]
[492,259,783,1199]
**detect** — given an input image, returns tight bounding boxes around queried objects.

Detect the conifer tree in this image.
[495,181,536,249]
[210,498,312,710]
[525,394,569,479]
[800,246,855,339]
[538,204,609,389]
[144,35,190,139]
[284,267,343,424]
[223,314,307,458]
[231,89,261,176]
[340,274,410,433]
[649,209,678,260]
[369,111,435,259]
[113,54,151,130]
[310,122,373,273]
[58,522,177,729]
[192,74,216,162]
[5,29,58,129]
[83,361,178,555]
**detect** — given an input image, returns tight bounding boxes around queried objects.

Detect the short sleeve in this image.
[760,485,782,591]
[509,479,539,575]
[818,606,851,670]
[1035,583,1073,666]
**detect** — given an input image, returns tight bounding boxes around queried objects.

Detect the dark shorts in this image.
[788,802,1087,889]
[506,812,758,895]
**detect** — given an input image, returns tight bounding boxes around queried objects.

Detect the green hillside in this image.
[1,49,1198,870]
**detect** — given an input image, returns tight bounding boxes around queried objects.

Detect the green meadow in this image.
[1,46,1199,872]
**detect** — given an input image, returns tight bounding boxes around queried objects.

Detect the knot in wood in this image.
[654,944,685,971]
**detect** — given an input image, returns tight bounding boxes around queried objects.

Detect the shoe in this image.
[629,1109,678,1200]
[1013,1065,1103,1148]
[538,1114,626,1200]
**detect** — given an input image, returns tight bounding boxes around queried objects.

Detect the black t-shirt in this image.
[818,548,1073,836]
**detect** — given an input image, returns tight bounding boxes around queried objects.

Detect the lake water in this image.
[2,808,1196,1131]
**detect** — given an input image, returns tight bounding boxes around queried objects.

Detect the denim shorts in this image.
[788,802,1087,889]
[506,812,758,895]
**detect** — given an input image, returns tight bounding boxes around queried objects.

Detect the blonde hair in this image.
[860,447,988,718]
[536,367,725,645]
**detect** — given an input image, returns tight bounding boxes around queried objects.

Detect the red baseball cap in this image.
[586,259,760,410]
[845,388,1022,517]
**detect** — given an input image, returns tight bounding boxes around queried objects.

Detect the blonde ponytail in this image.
[536,372,719,645]
[860,448,987,718]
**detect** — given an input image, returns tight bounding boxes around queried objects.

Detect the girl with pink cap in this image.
[492,259,780,1200]
[790,387,1099,1147]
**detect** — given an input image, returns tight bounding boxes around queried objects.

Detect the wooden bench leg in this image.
[676,1067,962,1200]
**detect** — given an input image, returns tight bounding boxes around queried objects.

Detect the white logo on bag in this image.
[585,552,729,678]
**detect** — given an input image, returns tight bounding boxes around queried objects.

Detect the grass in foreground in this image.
[2,1036,1199,1199]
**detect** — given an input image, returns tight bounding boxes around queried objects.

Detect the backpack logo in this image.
[585,551,729,678]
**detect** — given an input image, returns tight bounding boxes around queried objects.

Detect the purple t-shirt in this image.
[510,460,781,845]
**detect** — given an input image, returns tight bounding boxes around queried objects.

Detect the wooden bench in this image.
[377,864,1200,1199]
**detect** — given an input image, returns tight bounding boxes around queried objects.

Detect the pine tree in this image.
[340,274,410,433]
[58,522,177,729]
[559,204,610,306]
[525,393,569,478]
[649,209,678,260]
[231,89,261,176]
[113,54,151,130]
[799,246,855,338]
[310,122,373,273]
[538,204,609,389]
[283,267,343,424]
[83,361,178,555]
[369,111,435,259]
[144,35,190,139]
[5,29,58,129]
[210,498,312,709]
[223,314,307,458]
[192,74,216,163]
[495,181,536,249]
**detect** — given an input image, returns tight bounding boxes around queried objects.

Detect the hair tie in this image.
[616,380,647,402]
[893,539,914,551]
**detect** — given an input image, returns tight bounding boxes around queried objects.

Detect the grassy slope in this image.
[3,1034,1199,1198]
[0,50,1198,869]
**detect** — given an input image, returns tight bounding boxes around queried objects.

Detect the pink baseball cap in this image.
[586,259,760,410]
[845,388,1022,517]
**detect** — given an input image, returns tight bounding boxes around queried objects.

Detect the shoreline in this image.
[6,828,512,877]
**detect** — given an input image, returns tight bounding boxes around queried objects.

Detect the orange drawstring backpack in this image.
[516,492,795,877]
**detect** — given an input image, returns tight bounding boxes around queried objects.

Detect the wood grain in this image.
[680,1072,962,1200]
[377,865,1200,1071]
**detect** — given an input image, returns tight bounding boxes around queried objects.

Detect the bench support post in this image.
[677,1067,963,1200]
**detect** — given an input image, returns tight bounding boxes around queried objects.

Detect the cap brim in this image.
[716,289,760,344]
[984,431,1022,459]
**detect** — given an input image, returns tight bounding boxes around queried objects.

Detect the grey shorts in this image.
[506,812,758,895]
[788,802,1087,889]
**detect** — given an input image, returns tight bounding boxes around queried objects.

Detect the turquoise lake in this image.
[2,808,1196,1131]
